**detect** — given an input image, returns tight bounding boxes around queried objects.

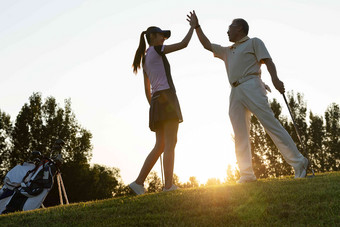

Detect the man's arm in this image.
[263,58,285,94]
[191,11,212,52]
[195,26,212,52]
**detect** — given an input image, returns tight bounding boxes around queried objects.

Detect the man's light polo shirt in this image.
[211,36,271,85]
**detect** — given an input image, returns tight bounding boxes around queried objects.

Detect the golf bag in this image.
[0,162,36,213]
[0,158,59,214]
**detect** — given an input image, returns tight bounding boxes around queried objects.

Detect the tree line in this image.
[249,91,340,178]
[144,91,340,190]
[1,92,339,204]
[0,93,126,207]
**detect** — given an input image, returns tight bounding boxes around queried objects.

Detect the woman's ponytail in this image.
[132,31,146,74]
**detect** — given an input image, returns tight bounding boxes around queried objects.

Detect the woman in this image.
[130,13,197,194]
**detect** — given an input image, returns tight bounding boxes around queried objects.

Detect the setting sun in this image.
[175,124,237,185]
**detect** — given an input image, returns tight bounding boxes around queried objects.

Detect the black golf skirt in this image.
[149,89,183,132]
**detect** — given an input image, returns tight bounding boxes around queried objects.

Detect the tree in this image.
[145,171,162,193]
[225,164,239,183]
[267,99,292,177]
[188,176,199,188]
[307,112,325,172]
[248,92,340,177]
[44,163,124,206]
[285,92,308,158]
[249,115,268,178]
[249,94,309,178]
[180,176,200,188]
[10,103,32,169]
[1,92,125,206]
[173,173,181,187]
[0,110,12,181]
[10,93,92,168]
[205,178,221,186]
[324,103,340,171]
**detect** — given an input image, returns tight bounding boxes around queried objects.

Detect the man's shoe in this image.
[163,184,179,192]
[129,181,146,195]
[295,157,308,178]
[236,176,257,184]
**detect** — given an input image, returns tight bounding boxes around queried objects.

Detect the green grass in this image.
[1,172,340,226]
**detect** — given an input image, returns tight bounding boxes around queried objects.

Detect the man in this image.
[190,11,308,183]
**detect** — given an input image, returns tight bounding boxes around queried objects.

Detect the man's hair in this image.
[233,18,249,35]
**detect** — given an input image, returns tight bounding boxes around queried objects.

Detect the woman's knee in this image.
[162,120,178,149]
[164,132,177,151]
[166,137,177,149]
[154,140,165,152]
[154,128,165,150]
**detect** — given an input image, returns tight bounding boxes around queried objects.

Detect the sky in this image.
[1,0,340,185]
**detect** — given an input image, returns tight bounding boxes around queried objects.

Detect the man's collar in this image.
[236,36,249,44]
[230,36,250,48]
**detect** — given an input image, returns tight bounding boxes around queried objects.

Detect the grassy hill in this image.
[0,172,339,226]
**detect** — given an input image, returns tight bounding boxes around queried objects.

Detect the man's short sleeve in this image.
[211,43,228,61]
[252,38,271,62]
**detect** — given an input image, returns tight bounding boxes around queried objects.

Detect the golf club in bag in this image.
[282,94,315,177]
[0,139,68,214]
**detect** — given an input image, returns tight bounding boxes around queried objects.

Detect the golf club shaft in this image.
[283,93,315,176]
[159,155,164,186]
[282,94,306,152]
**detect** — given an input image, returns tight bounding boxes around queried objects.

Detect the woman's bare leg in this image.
[163,120,179,189]
[135,128,165,185]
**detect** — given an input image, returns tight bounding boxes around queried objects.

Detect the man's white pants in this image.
[229,77,305,178]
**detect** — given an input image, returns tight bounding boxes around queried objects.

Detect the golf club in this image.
[159,155,164,187]
[283,93,315,177]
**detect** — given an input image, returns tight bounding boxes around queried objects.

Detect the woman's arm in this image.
[163,27,194,54]
[163,12,197,54]
[143,71,151,105]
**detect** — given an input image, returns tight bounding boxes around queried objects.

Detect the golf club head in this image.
[50,139,65,160]
[52,139,65,152]
[30,150,42,165]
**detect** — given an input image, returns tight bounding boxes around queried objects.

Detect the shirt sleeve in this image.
[252,38,271,62]
[211,43,228,61]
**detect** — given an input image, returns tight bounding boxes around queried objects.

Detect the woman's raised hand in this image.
[187,10,199,28]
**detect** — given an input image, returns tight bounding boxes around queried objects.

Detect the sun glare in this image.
[174,130,237,185]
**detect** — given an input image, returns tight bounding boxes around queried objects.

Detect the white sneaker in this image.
[163,184,178,192]
[129,181,146,195]
[294,157,308,178]
[236,175,257,184]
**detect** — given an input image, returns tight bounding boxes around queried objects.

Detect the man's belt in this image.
[231,75,259,87]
